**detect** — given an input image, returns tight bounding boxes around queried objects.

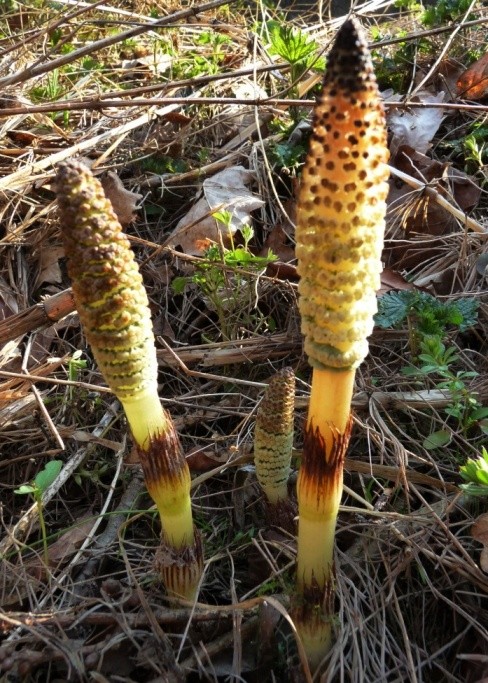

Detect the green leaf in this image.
[375,291,411,328]
[460,448,488,486]
[14,484,36,495]
[34,460,63,493]
[212,210,232,227]
[171,276,189,295]
[401,365,421,376]
[460,482,488,498]
[267,21,320,66]
[374,290,479,334]
[471,406,488,420]
[423,430,451,450]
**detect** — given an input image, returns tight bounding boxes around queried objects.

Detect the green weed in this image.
[15,460,63,565]
[172,219,277,341]
[459,446,488,497]
[375,290,478,356]
[266,20,324,97]
[376,291,487,448]
[421,0,476,27]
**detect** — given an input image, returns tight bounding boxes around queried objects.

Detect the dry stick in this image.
[2,96,488,118]
[53,0,161,21]
[0,605,246,633]
[0,62,291,115]
[0,369,112,394]
[0,0,236,89]
[0,289,75,346]
[0,403,119,559]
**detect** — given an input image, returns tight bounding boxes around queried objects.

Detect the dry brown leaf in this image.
[101,171,142,227]
[6,130,39,146]
[378,268,416,296]
[265,261,298,280]
[261,224,295,263]
[46,518,94,564]
[35,245,64,288]
[185,446,225,472]
[471,513,488,573]
[168,166,264,256]
[19,518,94,583]
[457,53,488,100]
[388,145,481,237]
[388,91,445,156]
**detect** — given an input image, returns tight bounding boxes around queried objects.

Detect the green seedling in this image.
[268,139,307,174]
[459,447,488,497]
[67,349,87,400]
[30,68,64,102]
[266,20,324,97]
[172,221,277,341]
[376,292,486,447]
[463,133,488,186]
[15,460,63,565]
[405,336,488,447]
[375,290,478,356]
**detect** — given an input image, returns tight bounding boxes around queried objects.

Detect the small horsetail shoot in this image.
[254,367,296,527]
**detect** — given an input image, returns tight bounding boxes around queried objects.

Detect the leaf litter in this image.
[0,1,487,682]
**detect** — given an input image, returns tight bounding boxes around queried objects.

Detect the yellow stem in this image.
[296,366,355,591]
[307,366,356,455]
[121,390,194,549]
[296,514,338,592]
[121,388,169,449]
[150,477,195,549]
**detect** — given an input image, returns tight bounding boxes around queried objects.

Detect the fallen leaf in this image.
[168,166,264,255]
[457,53,488,100]
[388,91,445,156]
[421,58,464,100]
[185,446,224,471]
[101,171,142,227]
[16,517,94,585]
[6,130,39,146]
[48,518,94,564]
[34,245,64,288]
[260,224,295,263]
[471,513,488,572]
[378,268,416,296]
[265,261,298,280]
